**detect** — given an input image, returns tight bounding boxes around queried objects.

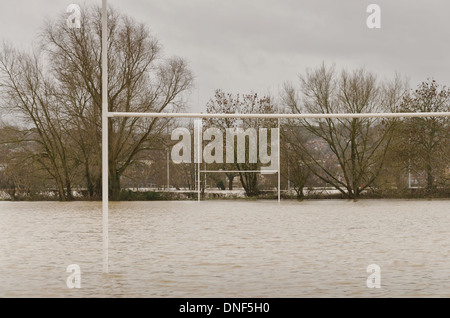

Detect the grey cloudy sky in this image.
[1,0,449,112]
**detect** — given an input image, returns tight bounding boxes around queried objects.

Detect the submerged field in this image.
[0,200,449,297]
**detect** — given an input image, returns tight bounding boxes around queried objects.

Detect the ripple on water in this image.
[0,200,449,297]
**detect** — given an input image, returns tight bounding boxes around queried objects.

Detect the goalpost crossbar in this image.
[108,111,450,119]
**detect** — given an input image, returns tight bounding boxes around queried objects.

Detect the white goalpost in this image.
[101,0,109,274]
[100,0,450,273]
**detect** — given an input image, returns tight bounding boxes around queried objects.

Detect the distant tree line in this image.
[0,5,448,201]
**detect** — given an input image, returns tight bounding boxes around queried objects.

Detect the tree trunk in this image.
[56,177,66,201]
[296,185,305,200]
[10,184,16,201]
[227,174,234,190]
[239,171,259,197]
[353,188,358,202]
[426,164,434,190]
[65,180,73,201]
[84,160,94,199]
[110,168,121,201]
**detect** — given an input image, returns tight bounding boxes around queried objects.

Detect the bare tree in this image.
[33,4,192,200]
[0,44,79,200]
[206,89,277,197]
[280,126,311,199]
[282,63,407,200]
[0,5,193,201]
[396,79,450,190]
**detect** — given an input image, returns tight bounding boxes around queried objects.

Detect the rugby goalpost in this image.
[100,0,450,273]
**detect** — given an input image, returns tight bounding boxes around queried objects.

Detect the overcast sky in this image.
[1,0,449,112]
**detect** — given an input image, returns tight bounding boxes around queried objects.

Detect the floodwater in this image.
[0,200,449,298]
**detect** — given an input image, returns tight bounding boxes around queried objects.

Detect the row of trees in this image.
[0,5,192,200]
[0,5,448,201]
[201,70,449,199]
[281,66,449,200]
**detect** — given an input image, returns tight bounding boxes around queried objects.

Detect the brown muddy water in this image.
[0,200,449,297]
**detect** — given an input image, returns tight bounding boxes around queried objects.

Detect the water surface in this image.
[0,200,449,297]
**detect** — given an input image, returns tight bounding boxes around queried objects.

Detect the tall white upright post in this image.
[102,0,109,274]
[277,107,281,203]
[197,120,201,202]
[167,148,170,191]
